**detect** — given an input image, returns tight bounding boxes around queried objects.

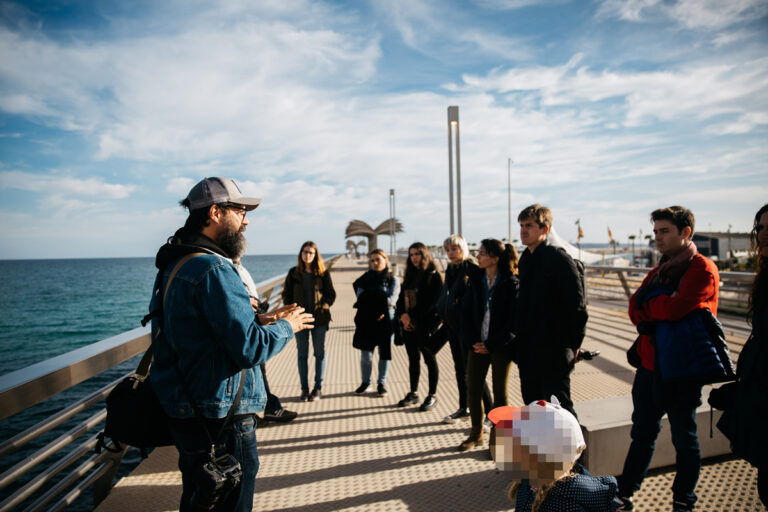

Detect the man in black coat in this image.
[516,204,587,417]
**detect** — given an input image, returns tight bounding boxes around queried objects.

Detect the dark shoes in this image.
[355,383,372,394]
[377,383,387,396]
[419,395,438,411]
[263,408,298,423]
[458,428,483,452]
[308,388,321,401]
[397,392,419,407]
[300,390,309,401]
[443,408,469,424]
[616,496,633,511]
[672,500,692,512]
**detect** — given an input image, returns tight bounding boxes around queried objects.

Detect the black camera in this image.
[190,453,243,510]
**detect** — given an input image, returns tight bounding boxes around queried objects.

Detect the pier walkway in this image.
[96,258,763,512]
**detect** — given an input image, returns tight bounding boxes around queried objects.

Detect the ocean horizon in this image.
[0,253,311,511]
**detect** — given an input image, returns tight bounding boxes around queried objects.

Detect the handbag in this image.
[423,322,448,354]
[98,252,203,454]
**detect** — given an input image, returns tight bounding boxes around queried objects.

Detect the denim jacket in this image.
[149,253,293,419]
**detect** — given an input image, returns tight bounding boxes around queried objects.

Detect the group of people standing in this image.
[348,204,588,453]
[149,176,765,512]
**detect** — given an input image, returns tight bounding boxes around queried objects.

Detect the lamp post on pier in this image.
[447,106,462,236]
[389,189,396,259]
[507,158,513,243]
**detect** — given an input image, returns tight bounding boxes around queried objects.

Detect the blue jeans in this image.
[360,349,390,385]
[618,367,702,509]
[170,415,259,512]
[295,325,328,392]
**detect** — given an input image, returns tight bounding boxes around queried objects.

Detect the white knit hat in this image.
[488,396,586,470]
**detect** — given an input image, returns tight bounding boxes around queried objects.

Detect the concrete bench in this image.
[574,386,732,476]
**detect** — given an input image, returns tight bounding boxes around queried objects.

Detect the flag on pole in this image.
[578,226,584,240]
[607,226,614,243]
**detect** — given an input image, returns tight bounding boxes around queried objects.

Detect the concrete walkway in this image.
[96,258,763,512]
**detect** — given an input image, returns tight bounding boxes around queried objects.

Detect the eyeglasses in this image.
[223,204,247,219]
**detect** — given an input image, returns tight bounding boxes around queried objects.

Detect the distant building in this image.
[693,231,751,261]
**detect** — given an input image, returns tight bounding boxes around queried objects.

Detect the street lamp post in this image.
[389,189,396,258]
[447,106,462,236]
[508,158,513,243]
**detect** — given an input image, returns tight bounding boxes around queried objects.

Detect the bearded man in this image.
[149,177,313,512]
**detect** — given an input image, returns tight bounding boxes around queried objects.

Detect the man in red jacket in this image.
[617,206,719,512]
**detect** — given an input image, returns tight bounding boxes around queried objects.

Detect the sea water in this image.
[0,254,299,510]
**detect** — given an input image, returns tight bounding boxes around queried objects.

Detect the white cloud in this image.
[458,55,768,130]
[0,171,136,198]
[598,0,768,30]
[473,0,570,9]
[0,1,766,258]
[165,177,196,196]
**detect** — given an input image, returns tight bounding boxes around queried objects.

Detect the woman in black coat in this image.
[458,238,519,451]
[396,242,443,411]
[717,203,768,506]
[438,234,493,424]
[282,241,336,401]
[352,249,400,396]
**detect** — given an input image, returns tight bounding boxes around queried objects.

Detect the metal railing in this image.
[0,255,341,512]
[584,265,754,314]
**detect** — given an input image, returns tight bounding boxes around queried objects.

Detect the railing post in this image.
[616,271,632,301]
[93,445,127,507]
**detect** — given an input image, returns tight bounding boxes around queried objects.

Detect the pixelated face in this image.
[492,408,577,485]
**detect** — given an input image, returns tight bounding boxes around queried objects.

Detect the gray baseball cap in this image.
[186,177,262,211]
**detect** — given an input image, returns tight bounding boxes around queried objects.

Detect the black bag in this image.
[424,322,448,354]
[707,381,737,410]
[104,370,173,448]
[626,336,642,369]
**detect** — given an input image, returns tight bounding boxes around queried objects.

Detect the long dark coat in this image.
[352,270,398,359]
[460,270,519,357]
[516,241,588,372]
[718,303,768,469]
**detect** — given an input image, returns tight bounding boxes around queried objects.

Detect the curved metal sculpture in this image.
[345,218,403,252]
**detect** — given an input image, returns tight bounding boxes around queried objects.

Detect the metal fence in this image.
[584,265,754,314]
[0,254,341,512]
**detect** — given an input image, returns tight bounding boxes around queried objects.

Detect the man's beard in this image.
[219,225,247,260]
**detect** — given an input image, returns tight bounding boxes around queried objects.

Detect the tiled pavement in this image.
[96,259,764,512]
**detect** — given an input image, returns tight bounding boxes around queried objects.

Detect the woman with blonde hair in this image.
[282,241,336,401]
[352,249,400,396]
[437,234,492,424]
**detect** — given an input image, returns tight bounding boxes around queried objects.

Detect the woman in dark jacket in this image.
[396,242,443,411]
[282,241,336,401]
[438,234,493,424]
[353,249,400,396]
[458,238,519,451]
[718,203,768,506]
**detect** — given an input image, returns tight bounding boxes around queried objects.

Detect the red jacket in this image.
[628,254,720,370]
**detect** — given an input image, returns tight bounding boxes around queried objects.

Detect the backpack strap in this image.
[135,252,205,377]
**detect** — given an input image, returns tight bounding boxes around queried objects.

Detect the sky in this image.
[0,0,766,259]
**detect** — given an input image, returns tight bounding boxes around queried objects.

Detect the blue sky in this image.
[1,0,766,259]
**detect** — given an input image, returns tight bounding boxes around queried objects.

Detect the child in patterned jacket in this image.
[489,397,620,512]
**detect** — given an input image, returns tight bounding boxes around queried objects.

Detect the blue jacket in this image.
[149,230,293,419]
[637,286,734,383]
